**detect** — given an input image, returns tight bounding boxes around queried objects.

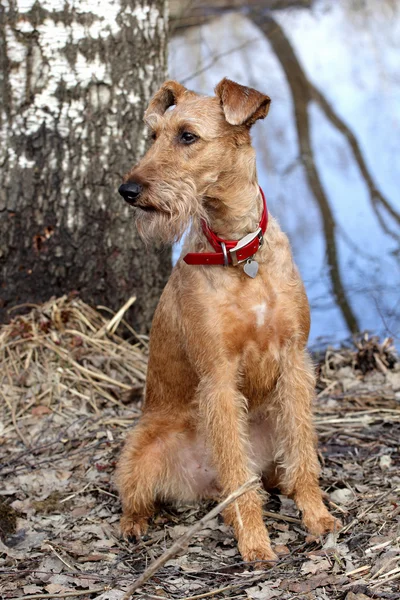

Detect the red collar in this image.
[183,187,268,267]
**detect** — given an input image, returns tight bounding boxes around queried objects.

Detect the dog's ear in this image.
[215,78,271,127]
[145,80,188,118]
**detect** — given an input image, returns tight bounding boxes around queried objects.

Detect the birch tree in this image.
[0,0,170,332]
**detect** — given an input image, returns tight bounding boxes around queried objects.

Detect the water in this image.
[169,0,400,348]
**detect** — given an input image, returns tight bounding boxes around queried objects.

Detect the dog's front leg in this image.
[197,371,277,565]
[273,347,341,535]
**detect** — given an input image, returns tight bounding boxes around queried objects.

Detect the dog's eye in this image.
[150,131,157,141]
[180,131,198,145]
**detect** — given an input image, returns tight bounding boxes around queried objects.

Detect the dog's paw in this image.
[120,514,149,541]
[239,536,278,568]
[242,546,278,567]
[303,510,342,536]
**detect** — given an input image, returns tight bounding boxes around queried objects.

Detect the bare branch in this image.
[121,476,259,600]
[309,84,400,232]
[253,13,360,333]
[181,38,261,85]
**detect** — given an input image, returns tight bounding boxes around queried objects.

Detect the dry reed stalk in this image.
[0,295,148,442]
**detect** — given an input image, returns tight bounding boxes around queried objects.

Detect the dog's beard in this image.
[134,179,203,245]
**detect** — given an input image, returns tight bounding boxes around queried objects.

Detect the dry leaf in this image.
[31,405,52,416]
[33,556,63,583]
[301,556,331,575]
[284,574,344,593]
[275,544,290,555]
[379,455,392,470]
[246,581,282,599]
[168,524,189,539]
[93,591,124,600]
[45,583,69,594]
[330,488,354,505]
[23,585,43,594]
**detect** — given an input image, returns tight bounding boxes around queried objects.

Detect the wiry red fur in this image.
[116,78,340,565]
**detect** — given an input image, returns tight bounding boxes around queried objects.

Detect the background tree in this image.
[0,0,170,333]
[170,0,400,339]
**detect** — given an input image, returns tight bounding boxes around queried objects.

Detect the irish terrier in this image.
[116,78,339,564]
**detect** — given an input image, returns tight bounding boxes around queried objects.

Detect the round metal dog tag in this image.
[243,259,259,278]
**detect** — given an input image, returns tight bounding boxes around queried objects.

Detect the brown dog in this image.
[116,78,339,564]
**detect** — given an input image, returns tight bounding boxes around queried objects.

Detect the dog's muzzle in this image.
[118,182,142,205]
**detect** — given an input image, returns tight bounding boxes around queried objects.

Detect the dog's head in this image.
[119,78,270,244]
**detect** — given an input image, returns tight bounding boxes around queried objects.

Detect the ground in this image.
[0,297,399,600]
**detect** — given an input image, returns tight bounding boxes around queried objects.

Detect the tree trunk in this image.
[0,0,170,333]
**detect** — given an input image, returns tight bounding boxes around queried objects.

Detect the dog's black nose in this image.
[118,182,142,205]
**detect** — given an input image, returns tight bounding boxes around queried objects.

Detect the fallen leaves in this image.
[301,555,331,575]
[1,301,399,599]
[246,579,282,599]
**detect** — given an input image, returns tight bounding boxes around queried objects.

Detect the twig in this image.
[366,535,400,554]
[121,477,259,600]
[181,585,236,600]
[59,482,91,504]
[181,38,260,84]
[95,295,136,338]
[340,487,399,534]
[346,564,371,576]
[41,340,132,390]
[263,510,301,524]
[327,500,348,515]
[380,566,400,578]
[45,542,79,572]
[370,556,400,581]
[371,569,400,589]
[19,588,105,600]
[1,389,29,447]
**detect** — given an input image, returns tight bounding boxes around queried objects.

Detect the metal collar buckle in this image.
[221,241,229,266]
[229,227,264,266]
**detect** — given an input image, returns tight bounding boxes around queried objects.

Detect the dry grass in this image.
[0,298,399,600]
[0,294,147,446]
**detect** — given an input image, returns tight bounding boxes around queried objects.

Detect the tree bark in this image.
[0,0,170,333]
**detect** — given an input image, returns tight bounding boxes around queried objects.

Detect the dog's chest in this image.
[217,272,295,357]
